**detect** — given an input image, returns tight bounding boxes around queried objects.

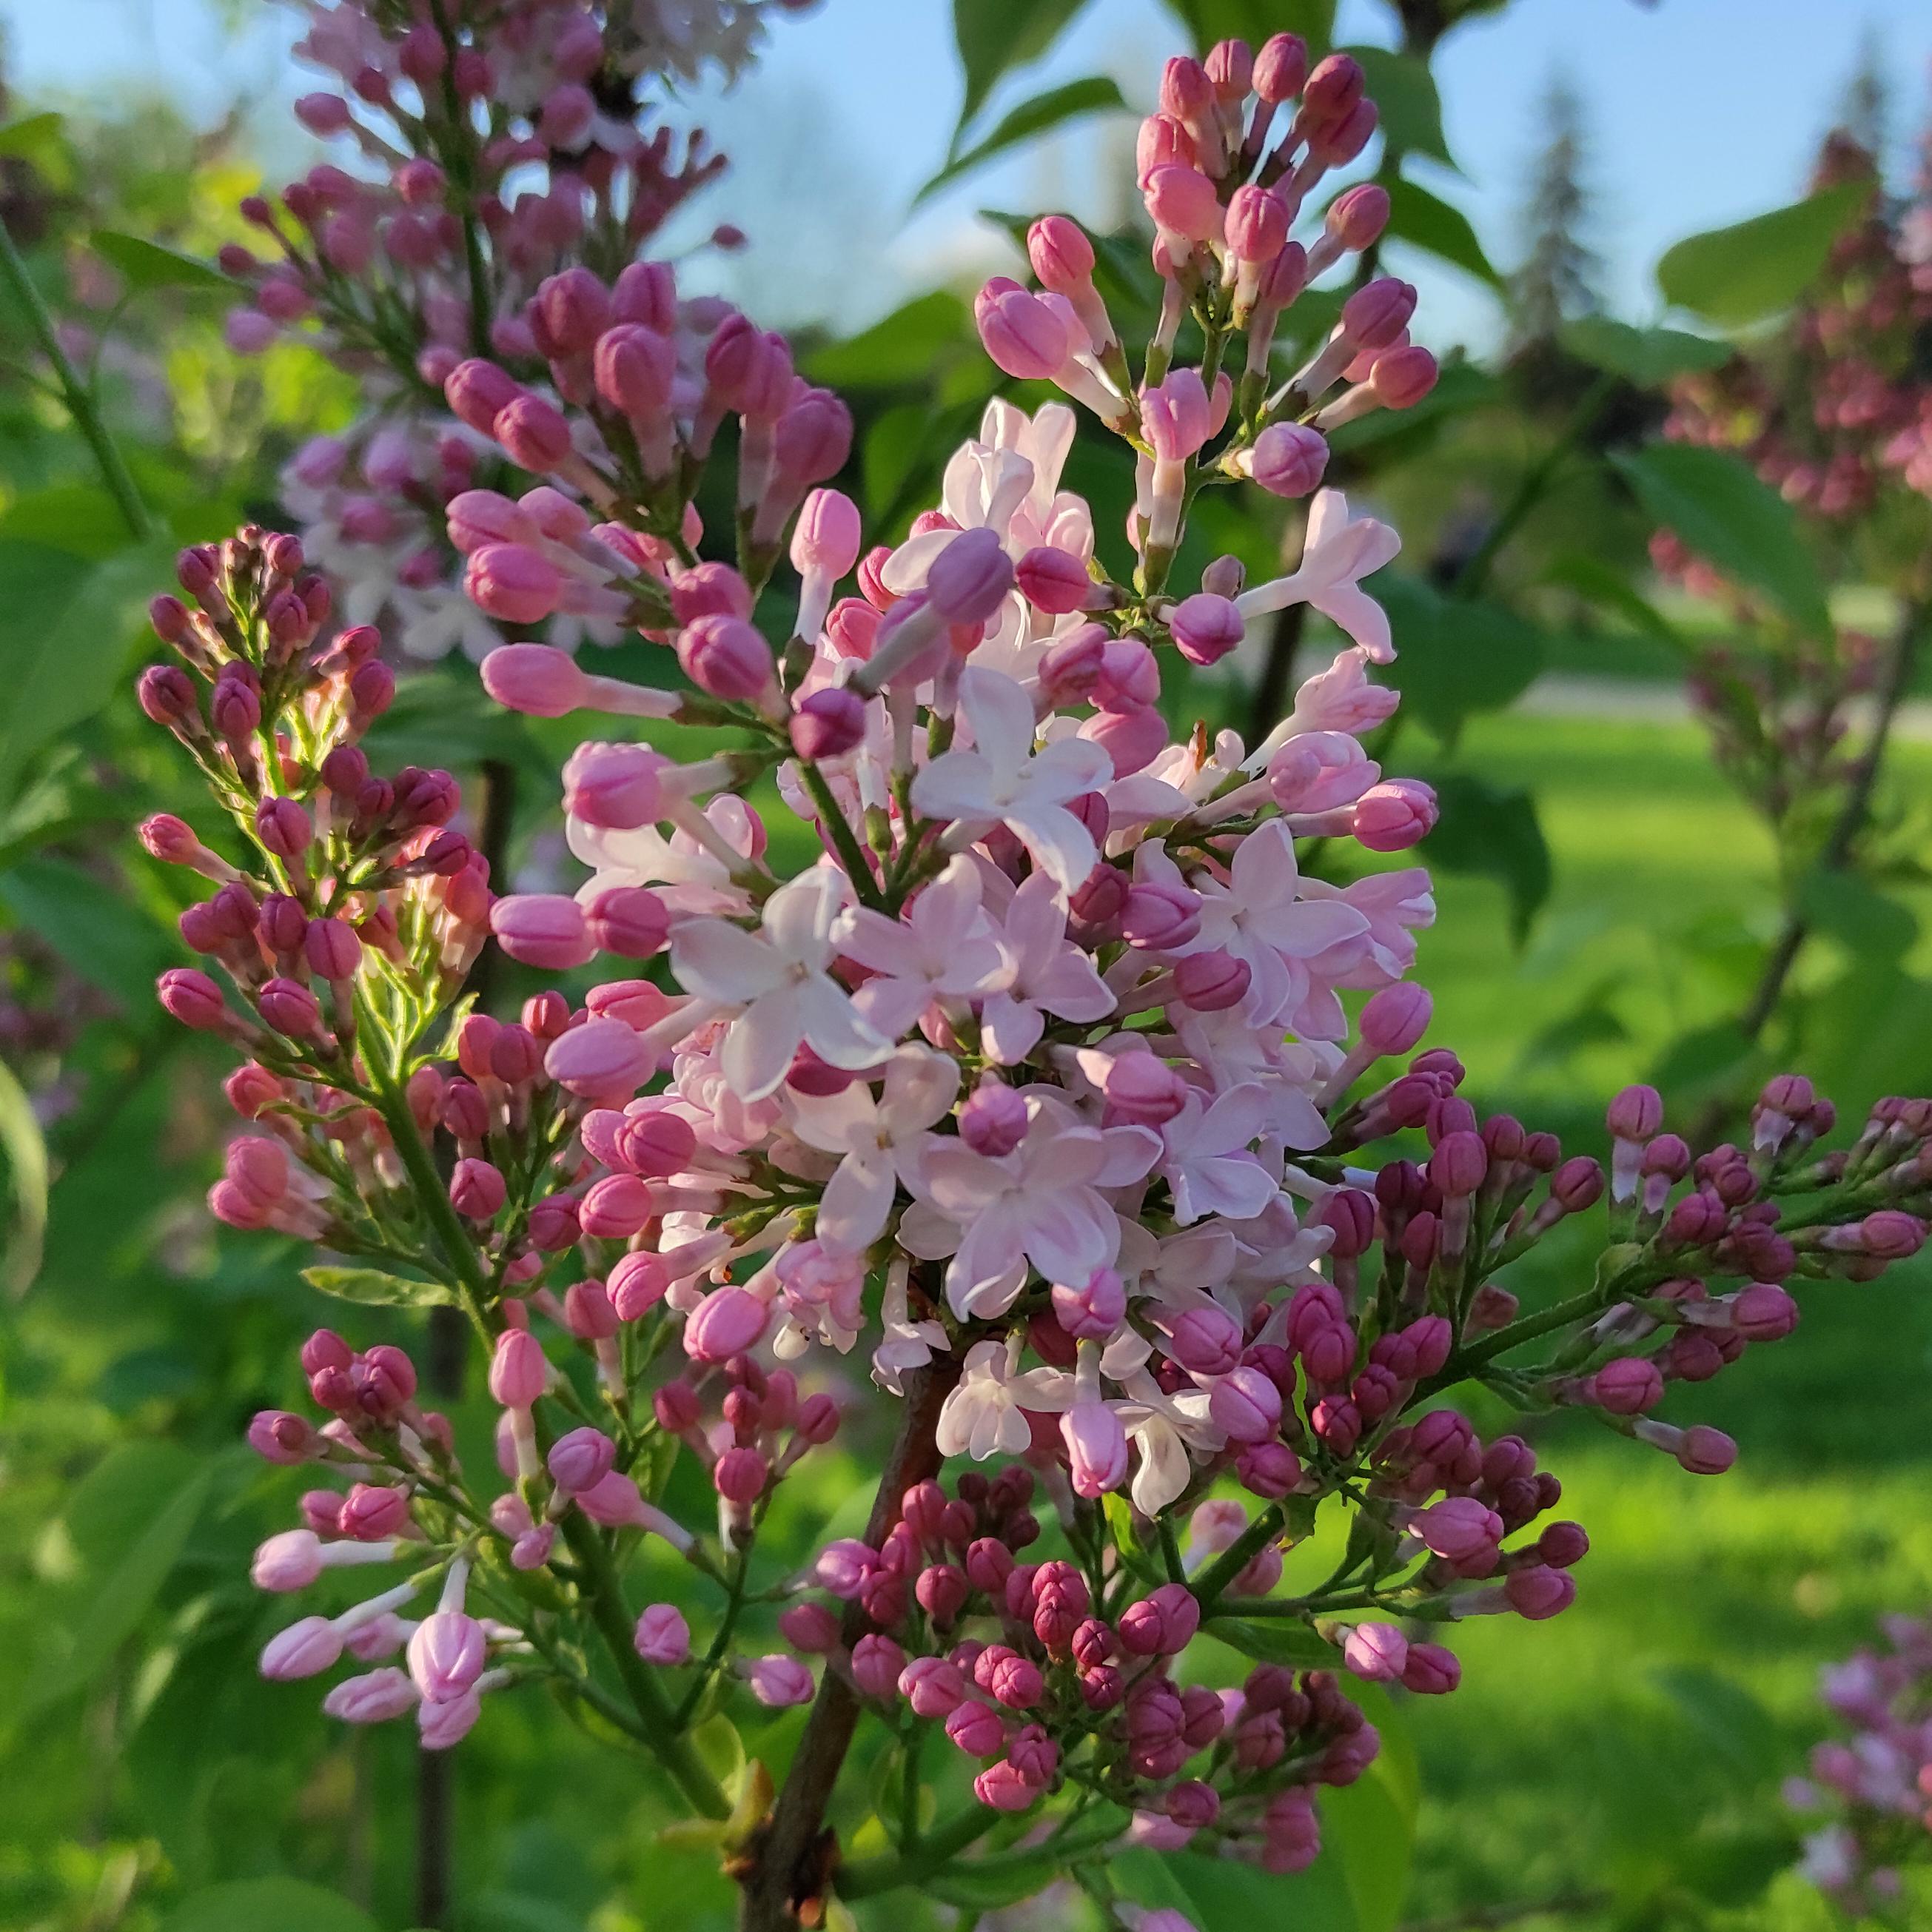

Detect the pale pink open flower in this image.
[912,667,1113,893]
[669,864,889,1100]
[1235,489,1401,662]
[786,1044,959,1253]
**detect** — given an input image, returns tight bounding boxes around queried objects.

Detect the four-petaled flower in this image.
[836,855,1013,1041]
[908,1104,1127,1319]
[1235,489,1401,662]
[979,870,1116,1064]
[913,667,1113,893]
[669,864,890,1101]
[788,1044,960,1252]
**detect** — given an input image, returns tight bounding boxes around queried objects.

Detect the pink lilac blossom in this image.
[131,29,1932,1932]
[1788,1613,1932,1914]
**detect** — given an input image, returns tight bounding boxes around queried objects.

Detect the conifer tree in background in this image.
[1507,73,1600,360]
[1838,24,1891,184]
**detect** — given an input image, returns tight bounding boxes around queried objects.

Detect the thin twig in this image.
[0,211,154,541]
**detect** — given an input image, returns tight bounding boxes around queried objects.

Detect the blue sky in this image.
[4,0,1929,350]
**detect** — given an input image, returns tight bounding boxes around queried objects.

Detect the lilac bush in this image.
[128,9,1932,1929]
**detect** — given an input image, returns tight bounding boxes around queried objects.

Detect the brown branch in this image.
[1733,597,1927,1047]
[734,1354,963,1932]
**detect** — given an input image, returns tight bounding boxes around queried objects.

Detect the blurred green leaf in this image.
[0,1052,49,1293]
[1345,47,1453,169]
[1541,551,1686,648]
[1797,869,1918,962]
[1204,1615,1343,1666]
[18,1444,211,1723]
[160,1879,378,1932]
[928,1845,1086,1910]
[1171,0,1335,53]
[1377,576,1546,739]
[90,230,231,294]
[301,1264,456,1308]
[1649,1016,1760,1103]
[0,483,141,560]
[1655,181,1868,329]
[0,856,174,1007]
[1610,443,1831,637]
[951,0,1090,141]
[803,291,971,392]
[1421,774,1552,945]
[1646,1665,1781,1784]
[1557,315,1731,383]
[919,77,1127,206]
[1326,1683,1418,1932]
[0,537,180,804]
[1381,178,1499,287]
[1803,965,1932,1128]
[0,111,74,187]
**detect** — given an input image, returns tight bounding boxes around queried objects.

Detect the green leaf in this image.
[89,230,232,295]
[0,537,181,805]
[1169,0,1335,56]
[1646,1665,1781,1785]
[1102,1488,1147,1556]
[16,1445,212,1723]
[1656,181,1868,329]
[302,1264,457,1308]
[1557,315,1731,384]
[802,291,971,392]
[1381,178,1498,288]
[1345,47,1453,168]
[0,112,73,187]
[1610,443,1831,637]
[1204,1615,1344,1668]
[0,856,175,1008]
[160,1879,379,1932]
[1377,576,1546,739]
[1649,1017,1760,1101]
[928,1846,1081,1911]
[0,1052,48,1293]
[1421,774,1552,945]
[952,0,1089,141]
[1796,869,1918,962]
[1541,551,1686,648]
[919,76,1127,206]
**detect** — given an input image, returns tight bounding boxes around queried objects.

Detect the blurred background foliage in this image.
[1,1,1930,1931]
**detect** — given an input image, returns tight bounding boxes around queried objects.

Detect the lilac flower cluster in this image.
[222,0,804,659]
[132,25,1932,1932]
[1789,1614,1932,1914]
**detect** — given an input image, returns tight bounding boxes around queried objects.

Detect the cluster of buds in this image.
[139,530,490,1118]
[782,1469,1372,1868]
[976,35,1437,597]
[1655,132,1932,840]
[1788,1613,1932,1913]
[137,27,1932,1932]
[244,1302,847,1748]
[221,0,805,659]
[1664,134,1932,523]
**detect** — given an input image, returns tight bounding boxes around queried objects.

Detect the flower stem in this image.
[0,210,155,541]
[557,1512,732,1820]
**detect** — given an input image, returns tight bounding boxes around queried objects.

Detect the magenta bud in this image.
[790,686,867,759]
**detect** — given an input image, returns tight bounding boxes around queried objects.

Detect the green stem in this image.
[557,1514,731,1819]
[1450,372,1616,602]
[799,760,888,910]
[1193,1503,1284,1611]
[0,212,154,540]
